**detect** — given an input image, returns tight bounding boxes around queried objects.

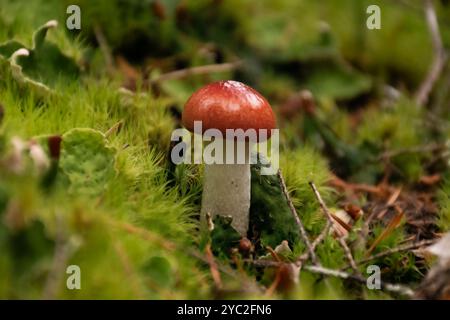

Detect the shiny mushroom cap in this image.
[182,80,276,140]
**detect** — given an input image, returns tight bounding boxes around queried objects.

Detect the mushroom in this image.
[182,80,276,235]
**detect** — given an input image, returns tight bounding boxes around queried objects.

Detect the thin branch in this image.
[366,206,405,256]
[343,239,437,269]
[93,24,115,76]
[105,120,124,138]
[312,221,333,249]
[309,182,359,274]
[303,265,414,297]
[339,237,360,272]
[245,260,414,297]
[150,61,243,84]
[205,243,223,290]
[310,182,341,223]
[42,214,80,299]
[187,248,264,294]
[355,187,401,251]
[378,143,446,161]
[278,169,318,265]
[296,220,332,265]
[330,175,385,196]
[415,0,447,106]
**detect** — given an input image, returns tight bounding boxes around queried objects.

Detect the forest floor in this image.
[0,0,449,299]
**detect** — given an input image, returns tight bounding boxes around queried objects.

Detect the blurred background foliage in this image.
[0,0,449,299]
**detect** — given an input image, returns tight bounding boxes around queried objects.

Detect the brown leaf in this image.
[419,174,441,186]
[366,206,405,256]
[205,243,223,290]
[344,203,363,221]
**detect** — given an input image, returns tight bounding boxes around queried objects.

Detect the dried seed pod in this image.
[344,203,363,221]
[238,237,253,255]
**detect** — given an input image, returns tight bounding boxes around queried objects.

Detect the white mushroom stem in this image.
[201,140,254,236]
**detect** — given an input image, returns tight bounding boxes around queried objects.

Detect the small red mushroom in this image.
[182,80,276,235]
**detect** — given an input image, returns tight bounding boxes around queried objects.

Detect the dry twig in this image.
[150,61,242,84]
[366,205,405,256]
[303,265,414,297]
[415,0,447,106]
[309,182,360,273]
[343,238,437,269]
[105,120,124,138]
[378,143,446,161]
[246,260,414,297]
[296,220,332,265]
[205,243,223,290]
[278,169,318,265]
[42,214,80,299]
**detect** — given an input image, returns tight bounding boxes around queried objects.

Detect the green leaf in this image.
[9,49,52,96]
[0,20,80,96]
[59,128,116,197]
[33,20,57,50]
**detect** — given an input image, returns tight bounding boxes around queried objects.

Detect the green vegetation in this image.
[0,0,449,299]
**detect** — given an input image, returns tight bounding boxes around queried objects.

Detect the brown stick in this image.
[415,0,447,106]
[296,220,332,265]
[366,206,405,256]
[278,170,318,265]
[150,61,242,84]
[343,239,437,269]
[309,182,360,274]
[378,143,446,161]
[42,214,79,299]
[246,260,414,297]
[105,120,124,138]
[303,265,414,297]
[205,243,223,290]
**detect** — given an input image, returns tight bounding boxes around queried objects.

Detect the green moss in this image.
[280,147,332,235]
[357,99,427,182]
[437,179,450,230]
[0,0,448,300]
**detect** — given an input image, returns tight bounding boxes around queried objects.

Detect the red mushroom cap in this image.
[182,80,276,140]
